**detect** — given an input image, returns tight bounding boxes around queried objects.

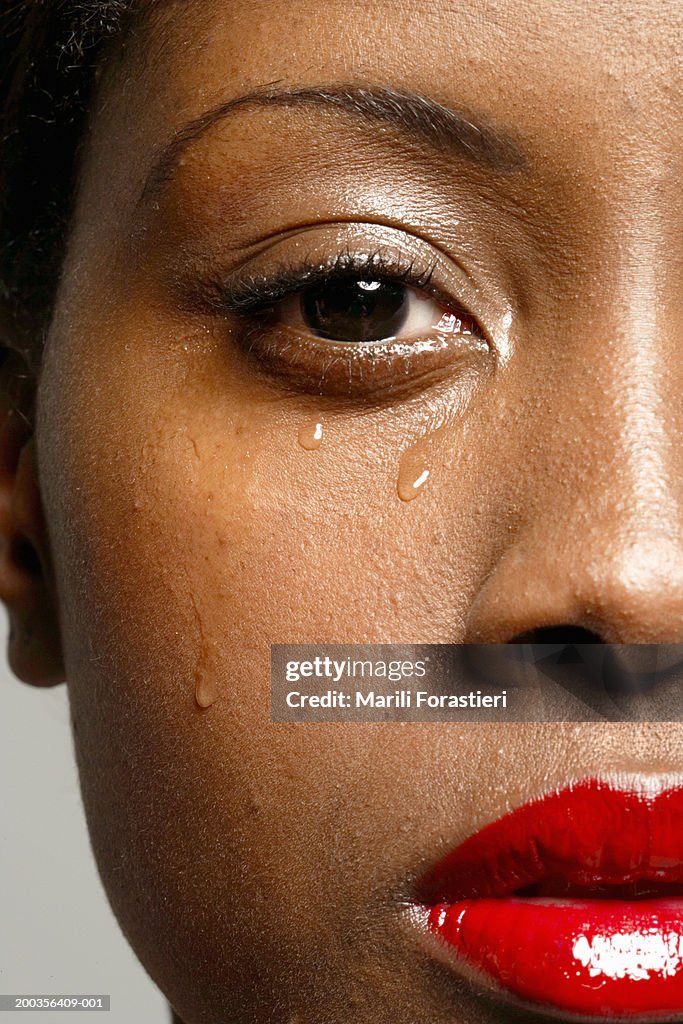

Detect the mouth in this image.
[411,777,683,1022]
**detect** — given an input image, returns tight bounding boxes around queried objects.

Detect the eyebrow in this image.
[140,82,526,203]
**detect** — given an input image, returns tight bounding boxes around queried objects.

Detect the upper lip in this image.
[417,775,683,904]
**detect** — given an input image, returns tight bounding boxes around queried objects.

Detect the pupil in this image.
[300,278,409,343]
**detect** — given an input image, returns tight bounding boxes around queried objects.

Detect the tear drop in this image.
[397,424,449,502]
[194,665,217,708]
[397,465,430,502]
[298,419,324,451]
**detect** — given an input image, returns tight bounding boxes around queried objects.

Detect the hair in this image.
[0,2,138,365]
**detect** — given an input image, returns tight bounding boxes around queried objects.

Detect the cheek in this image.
[34,318,523,1020]
[37,312,502,684]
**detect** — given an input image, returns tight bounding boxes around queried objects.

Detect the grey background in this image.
[0,612,169,1023]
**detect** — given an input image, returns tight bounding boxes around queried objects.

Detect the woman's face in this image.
[28,0,683,1021]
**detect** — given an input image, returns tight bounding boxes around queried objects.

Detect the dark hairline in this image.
[0,1,161,363]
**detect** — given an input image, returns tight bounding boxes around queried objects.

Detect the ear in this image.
[0,392,65,687]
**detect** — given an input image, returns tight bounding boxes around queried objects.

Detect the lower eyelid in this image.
[235,318,491,399]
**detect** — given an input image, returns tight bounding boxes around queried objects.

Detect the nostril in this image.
[505,627,683,695]
[509,626,602,643]
[504,626,606,688]
[460,626,605,691]
[509,626,604,645]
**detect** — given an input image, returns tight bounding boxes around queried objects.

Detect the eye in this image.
[278,277,451,345]
[204,242,492,397]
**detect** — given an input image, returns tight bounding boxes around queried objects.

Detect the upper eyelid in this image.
[170,215,484,311]
[205,248,467,319]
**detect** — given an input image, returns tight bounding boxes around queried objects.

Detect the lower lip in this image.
[422,897,683,1021]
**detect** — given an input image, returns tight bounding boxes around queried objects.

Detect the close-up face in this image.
[4,0,682,1021]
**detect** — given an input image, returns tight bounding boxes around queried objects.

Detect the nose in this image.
[465,340,683,646]
[466,528,683,644]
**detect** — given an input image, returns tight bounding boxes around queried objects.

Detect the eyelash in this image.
[209,248,443,315]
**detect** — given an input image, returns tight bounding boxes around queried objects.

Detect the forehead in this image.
[93,0,681,208]
[133,0,680,97]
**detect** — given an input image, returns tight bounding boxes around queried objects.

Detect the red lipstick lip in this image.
[412,777,683,1022]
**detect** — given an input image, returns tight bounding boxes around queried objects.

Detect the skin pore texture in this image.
[2,0,683,1022]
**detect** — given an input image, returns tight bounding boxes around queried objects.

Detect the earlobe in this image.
[0,405,65,687]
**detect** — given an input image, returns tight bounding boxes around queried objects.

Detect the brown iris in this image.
[300,279,409,343]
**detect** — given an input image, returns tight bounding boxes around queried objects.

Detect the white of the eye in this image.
[397,288,447,339]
